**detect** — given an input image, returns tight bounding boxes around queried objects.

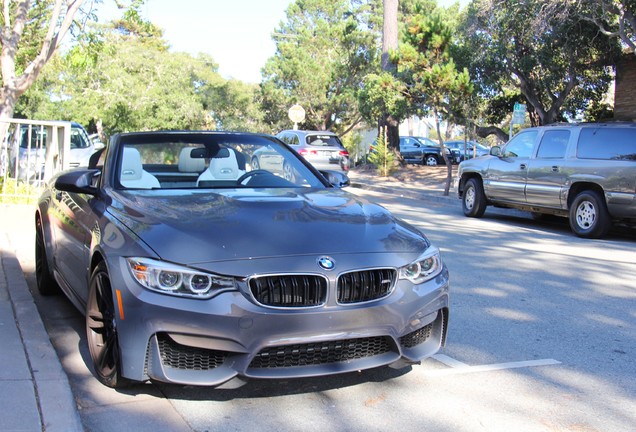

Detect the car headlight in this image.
[126,258,236,299]
[399,247,443,284]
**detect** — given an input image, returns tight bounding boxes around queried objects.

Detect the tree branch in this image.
[476,125,508,143]
[16,0,83,94]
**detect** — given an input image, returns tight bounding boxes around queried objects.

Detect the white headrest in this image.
[121,147,143,181]
[208,148,240,179]
[178,147,205,173]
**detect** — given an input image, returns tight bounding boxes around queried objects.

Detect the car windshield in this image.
[19,124,91,149]
[416,137,440,147]
[70,126,91,149]
[19,127,47,149]
[116,133,326,190]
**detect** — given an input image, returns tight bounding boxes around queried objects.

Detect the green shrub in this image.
[367,128,396,177]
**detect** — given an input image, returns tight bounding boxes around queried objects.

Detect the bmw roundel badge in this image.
[317,256,335,271]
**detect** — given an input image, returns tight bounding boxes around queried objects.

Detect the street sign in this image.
[288,104,305,129]
[512,103,526,124]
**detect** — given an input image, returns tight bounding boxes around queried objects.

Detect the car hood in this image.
[107,188,429,265]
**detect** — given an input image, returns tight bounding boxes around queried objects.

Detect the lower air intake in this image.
[157,333,228,370]
[249,336,394,368]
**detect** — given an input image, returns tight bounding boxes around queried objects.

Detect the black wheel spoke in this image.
[86,262,129,387]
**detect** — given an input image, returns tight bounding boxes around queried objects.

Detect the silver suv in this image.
[456,123,636,238]
[276,130,350,172]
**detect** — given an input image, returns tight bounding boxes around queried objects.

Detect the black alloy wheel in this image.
[86,261,130,388]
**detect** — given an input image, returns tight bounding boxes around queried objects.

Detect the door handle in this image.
[551,166,559,172]
[520,163,527,170]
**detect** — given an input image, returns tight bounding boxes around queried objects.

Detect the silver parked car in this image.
[8,122,95,182]
[457,123,636,238]
[276,129,350,172]
[36,131,449,388]
[444,140,489,161]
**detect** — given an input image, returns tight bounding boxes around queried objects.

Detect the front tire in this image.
[424,155,438,166]
[569,190,611,238]
[86,262,130,388]
[35,216,59,295]
[462,178,487,218]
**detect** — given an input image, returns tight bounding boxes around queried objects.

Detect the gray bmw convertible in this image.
[36,131,449,388]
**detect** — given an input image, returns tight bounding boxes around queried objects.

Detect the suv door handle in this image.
[551,166,559,172]
[520,163,527,170]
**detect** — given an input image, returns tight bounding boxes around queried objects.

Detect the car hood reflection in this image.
[108,188,428,264]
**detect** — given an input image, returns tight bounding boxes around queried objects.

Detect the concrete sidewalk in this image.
[0,204,82,432]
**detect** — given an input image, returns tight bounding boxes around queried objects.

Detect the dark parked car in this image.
[276,130,350,172]
[399,136,457,165]
[36,131,450,388]
[444,140,489,161]
[457,123,636,238]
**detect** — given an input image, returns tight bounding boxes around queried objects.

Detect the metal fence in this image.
[1,119,74,203]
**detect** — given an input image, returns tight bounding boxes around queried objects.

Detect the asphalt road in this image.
[10,189,636,432]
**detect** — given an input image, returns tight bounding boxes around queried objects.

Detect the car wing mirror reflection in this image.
[320,170,350,188]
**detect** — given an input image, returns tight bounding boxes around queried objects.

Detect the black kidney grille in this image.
[157,333,228,370]
[250,275,327,307]
[399,323,433,348]
[337,269,396,303]
[249,336,394,369]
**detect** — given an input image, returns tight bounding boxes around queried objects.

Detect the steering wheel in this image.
[237,170,272,186]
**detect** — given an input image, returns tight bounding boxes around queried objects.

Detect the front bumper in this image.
[109,257,450,386]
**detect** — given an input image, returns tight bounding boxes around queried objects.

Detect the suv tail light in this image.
[339,150,349,157]
[298,149,318,156]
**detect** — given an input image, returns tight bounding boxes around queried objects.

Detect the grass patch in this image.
[0,177,43,205]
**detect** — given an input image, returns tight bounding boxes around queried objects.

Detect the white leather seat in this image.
[120,147,160,189]
[178,147,205,173]
[197,148,245,185]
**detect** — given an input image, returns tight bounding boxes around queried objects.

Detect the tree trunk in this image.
[379,0,401,155]
[381,0,399,72]
[433,108,452,196]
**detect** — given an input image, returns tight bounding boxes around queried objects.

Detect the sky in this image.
[98,0,468,84]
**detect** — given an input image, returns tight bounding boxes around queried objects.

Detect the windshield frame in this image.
[110,132,330,191]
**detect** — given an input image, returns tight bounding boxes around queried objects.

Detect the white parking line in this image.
[426,356,561,377]
[432,354,469,368]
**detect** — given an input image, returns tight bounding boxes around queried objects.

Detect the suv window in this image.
[290,134,300,145]
[536,130,569,159]
[502,130,537,158]
[279,133,298,146]
[578,128,636,160]
[306,135,342,147]
[400,137,420,147]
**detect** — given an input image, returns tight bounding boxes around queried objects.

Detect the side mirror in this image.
[55,169,100,195]
[320,170,350,188]
[490,146,502,157]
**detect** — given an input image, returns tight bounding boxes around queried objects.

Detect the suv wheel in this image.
[462,178,487,218]
[424,155,438,166]
[569,190,611,238]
